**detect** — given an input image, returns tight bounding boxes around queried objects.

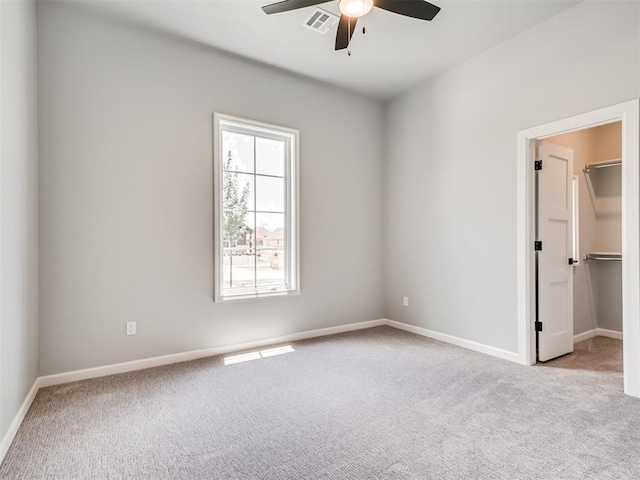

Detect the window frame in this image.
[213,113,300,302]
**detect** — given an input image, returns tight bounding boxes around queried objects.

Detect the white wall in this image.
[384,2,639,353]
[0,0,39,442]
[37,2,385,375]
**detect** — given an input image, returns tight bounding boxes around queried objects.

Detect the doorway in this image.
[516,99,640,397]
[536,123,622,371]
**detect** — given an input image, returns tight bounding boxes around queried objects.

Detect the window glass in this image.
[215,115,298,300]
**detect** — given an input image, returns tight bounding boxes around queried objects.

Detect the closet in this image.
[540,121,622,367]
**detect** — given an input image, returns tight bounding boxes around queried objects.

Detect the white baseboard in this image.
[1,318,387,465]
[385,319,521,363]
[574,329,597,343]
[574,328,623,343]
[1,316,526,466]
[0,380,39,467]
[38,319,387,388]
[596,328,623,340]
[37,317,525,389]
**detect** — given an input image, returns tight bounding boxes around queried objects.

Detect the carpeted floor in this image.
[1,326,639,479]
[539,336,623,373]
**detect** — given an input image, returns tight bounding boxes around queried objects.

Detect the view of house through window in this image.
[214,114,299,300]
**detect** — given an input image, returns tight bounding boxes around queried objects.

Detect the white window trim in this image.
[213,113,300,302]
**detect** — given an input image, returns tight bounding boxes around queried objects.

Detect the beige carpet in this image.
[1,327,639,479]
[539,336,623,373]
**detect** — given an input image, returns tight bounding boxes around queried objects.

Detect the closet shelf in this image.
[583,158,622,172]
[584,252,622,262]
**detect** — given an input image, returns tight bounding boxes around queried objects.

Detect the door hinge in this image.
[535,321,543,332]
[534,241,542,251]
[535,160,542,171]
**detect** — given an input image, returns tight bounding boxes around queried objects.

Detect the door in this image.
[537,141,574,361]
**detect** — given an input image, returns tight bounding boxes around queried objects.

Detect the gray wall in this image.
[0,0,39,442]
[592,124,623,253]
[547,123,622,335]
[384,1,639,353]
[37,2,385,375]
[592,124,623,332]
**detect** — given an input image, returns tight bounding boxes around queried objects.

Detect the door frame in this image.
[516,99,640,397]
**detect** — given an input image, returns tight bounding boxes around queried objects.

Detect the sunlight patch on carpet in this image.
[224,345,295,365]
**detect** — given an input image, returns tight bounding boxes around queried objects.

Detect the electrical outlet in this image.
[403,296,409,307]
[126,321,137,336]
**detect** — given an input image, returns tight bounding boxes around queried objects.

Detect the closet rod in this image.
[584,253,622,262]
[584,158,622,172]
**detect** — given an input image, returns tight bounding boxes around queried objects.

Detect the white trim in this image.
[0,317,624,467]
[516,99,640,397]
[0,380,39,467]
[385,320,520,363]
[0,317,536,465]
[574,329,597,343]
[38,319,386,388]
[36,319,527,388]
[212,113,300,302]
[572,175,580,266]
[574,328,623,343]
[0,1,4,464]
[4,320,388,465]
[37,319,523,389]
[35,318,527,388]
[596,328,624,340]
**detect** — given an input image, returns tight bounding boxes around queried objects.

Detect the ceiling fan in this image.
[262,0,441,52]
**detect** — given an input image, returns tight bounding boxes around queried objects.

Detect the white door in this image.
[537,141,574,362]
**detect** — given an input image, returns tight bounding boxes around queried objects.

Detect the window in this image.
[213,114,299,301]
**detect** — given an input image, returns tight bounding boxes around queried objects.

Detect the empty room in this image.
[2,0,640,478]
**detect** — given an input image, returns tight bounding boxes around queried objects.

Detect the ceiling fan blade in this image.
[262,0,332,15]
[374,0,440,21]
[335,15,357,50]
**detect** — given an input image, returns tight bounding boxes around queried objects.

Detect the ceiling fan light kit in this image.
[339,0,373,18]
[262,0,441,53]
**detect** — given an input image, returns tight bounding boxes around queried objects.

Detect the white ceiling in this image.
[68,0,580,99]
